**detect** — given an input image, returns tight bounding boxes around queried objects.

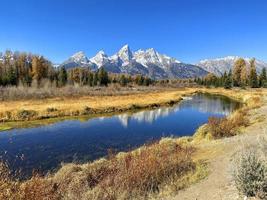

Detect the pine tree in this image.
[87,72,94,86]
[119,74,128,86]
[259,67,267,87]
[0,62,3,85]
[224,70,233,89]
[233,58,246,87]
[135,75,144,86]
[6,66,17,85]
[249,58,258,88]
[222,71,227,85]
[98,68,108,86]
[144,77,152,86]
[58,67,68,87]
[93,71,98,86]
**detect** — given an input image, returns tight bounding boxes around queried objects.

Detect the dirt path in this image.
[171,99,267,200]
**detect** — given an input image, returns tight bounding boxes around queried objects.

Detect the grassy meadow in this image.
[0,87,197,130]
[0,87,266,200]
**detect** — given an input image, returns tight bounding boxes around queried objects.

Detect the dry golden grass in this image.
[0,139,204,200]
[0,88,197,123]
[2,87,265,123]
[192,88,266,140]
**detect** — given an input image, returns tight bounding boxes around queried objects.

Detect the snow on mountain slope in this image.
[89,50,111,68]
[198,56,267,76]
[71,51,89,64]
[134,48,180,68]
[60,45,208,79]
[109,44,133,67]
[60,51,97,70]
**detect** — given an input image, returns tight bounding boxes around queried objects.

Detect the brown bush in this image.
[59,141,195,199]
[208,110,249,139]
[17,110,37,120]
[20,175,61,200]
[0,162,61,200]
[208,117,236,138]
[0,140,198,200]
[0,162,20,200]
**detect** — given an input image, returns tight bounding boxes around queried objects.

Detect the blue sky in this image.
[0,0,267,63]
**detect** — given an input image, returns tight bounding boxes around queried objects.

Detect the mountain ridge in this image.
[198,56,267,76]
[60,45,208,79]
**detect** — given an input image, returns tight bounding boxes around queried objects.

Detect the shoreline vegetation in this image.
[0,86,259,132]
[1,87,266,200]
[0,86,260,131]
[0,87,195,131]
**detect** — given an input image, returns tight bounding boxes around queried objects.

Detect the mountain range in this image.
[60,45,208,79]
[198,56,267,76]
[1,46,267,79]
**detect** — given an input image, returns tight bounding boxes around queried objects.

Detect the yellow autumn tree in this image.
[240,64,248,87]
[233,58,246,87]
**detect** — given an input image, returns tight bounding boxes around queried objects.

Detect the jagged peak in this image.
[118,44,132,54]
[135,49,145,54]
[118,44,132,56]
[120,44,130,51]
[71,51,86,58]
[70,51,88,63]
[95,50,107,57]
[112,44,133,64]
[147,48,156,52]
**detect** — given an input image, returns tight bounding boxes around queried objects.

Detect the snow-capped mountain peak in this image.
[59,45,208,79]
[96,50,107,57]
[70,51,88,63]
[117,44,133,64]
[108,44,134,67]
[60,51,97,70]
[134,48,180,68]
[90,50,110,68]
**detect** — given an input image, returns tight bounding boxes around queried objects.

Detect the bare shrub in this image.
[247,96,262,109]
[208,117,236,138]
[234,151,267,199]
[17,110,37,120]
[53,140,196,199]
[129,104,142,110]
[46,107,58,113]
[0,162,20,200]
[0,139,199,200]
[231,109,249,127]
[207,110,249,139]
[20,175,61,200]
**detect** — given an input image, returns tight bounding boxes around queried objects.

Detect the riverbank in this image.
[171,89,267,200]
[1,88,266,200]
[1,87,259,131]
[0,88,196,131]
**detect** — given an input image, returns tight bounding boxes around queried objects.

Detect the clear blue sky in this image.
[0,0,267,63]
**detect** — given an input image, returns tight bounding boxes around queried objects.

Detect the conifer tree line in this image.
[0,50,154,87]
[195,58,267,89]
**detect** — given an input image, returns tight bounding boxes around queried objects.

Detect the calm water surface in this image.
[0,93,241,176]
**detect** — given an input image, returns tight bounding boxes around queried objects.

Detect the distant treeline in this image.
[1,51,267,89]
[194,58,267,89]
[0,50,154,87]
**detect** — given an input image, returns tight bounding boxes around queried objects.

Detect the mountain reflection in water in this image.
[117,93,239,127]
[0,93,241,177]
